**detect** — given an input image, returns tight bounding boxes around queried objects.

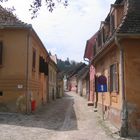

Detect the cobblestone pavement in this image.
[0,92,138,140]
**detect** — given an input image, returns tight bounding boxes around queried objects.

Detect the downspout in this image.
[84,58,90,101]
[26,30,30,114]
[115,36,128,137]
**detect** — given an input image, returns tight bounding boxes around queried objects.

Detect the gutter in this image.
[115,33,140,38]
[115,35,128,137]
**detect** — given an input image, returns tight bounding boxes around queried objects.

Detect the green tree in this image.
[64,57,70,66]
[0,0,68,18]
[30,0,68,18]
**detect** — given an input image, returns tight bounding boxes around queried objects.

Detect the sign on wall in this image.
[97,75,107,92]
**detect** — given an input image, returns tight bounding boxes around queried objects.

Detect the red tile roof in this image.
[84,32,98,60]
[0,5,30,28]
[0,5,50,58]
[117,0,140,34]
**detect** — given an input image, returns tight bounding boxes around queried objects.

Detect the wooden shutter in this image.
[115,63,119,93]
[0,42,3,65]
[39,56,44,73]
[39,56,48,75]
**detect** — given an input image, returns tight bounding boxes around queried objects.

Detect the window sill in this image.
[111,91,119,96]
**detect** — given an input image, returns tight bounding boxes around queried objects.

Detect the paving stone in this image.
[0,91,138,140]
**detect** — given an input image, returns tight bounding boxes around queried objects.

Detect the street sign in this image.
[97,75,107,92]
[97,75,107,85]
[97,84,107,92]
[97,75,107,120]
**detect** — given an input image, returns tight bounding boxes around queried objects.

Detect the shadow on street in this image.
[0,93,78,131]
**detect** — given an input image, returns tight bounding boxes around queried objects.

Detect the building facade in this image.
[0,6,49,113]
[84,34,97,105]
[57,72,64,98]
[67,63,86,92]
[86,0,140,137]
[77,66,89,98]
[48,55,57,102]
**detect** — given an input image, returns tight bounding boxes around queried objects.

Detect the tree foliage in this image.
[0,0,8,2]
[57,58,80,72]
[30,0,68,18]
[0,0,68,19]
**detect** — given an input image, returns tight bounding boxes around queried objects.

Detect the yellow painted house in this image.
[90,0,140,137]
[48,54,57,102]
[57,72,64,98]
[0,6,49,113]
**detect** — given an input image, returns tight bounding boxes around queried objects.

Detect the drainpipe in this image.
[115,36,128,137]
[26,30,30,114]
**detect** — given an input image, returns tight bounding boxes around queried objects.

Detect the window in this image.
[39,56,48,75]
[93,44,96,56]
[110,14,115,33]
[44,62,48,75]
[0,91,3,96]
[39,56,44,73]
[102,27,105,43]
[110,63,119,92]
[105,22,110,40]
[0,42,3,65]
[32,49,36,70]
[97,31,102,47]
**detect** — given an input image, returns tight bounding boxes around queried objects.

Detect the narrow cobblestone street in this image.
[0,92,131,140]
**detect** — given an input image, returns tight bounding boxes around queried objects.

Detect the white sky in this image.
[1,0,115,62]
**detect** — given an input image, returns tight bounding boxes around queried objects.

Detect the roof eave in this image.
[116,33,140,38]
[0,24,32,29]
[91,33,140,65]
[91,35,115,65]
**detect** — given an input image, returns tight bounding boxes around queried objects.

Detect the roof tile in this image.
[117,0,140,34]
[0,5,29,27]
